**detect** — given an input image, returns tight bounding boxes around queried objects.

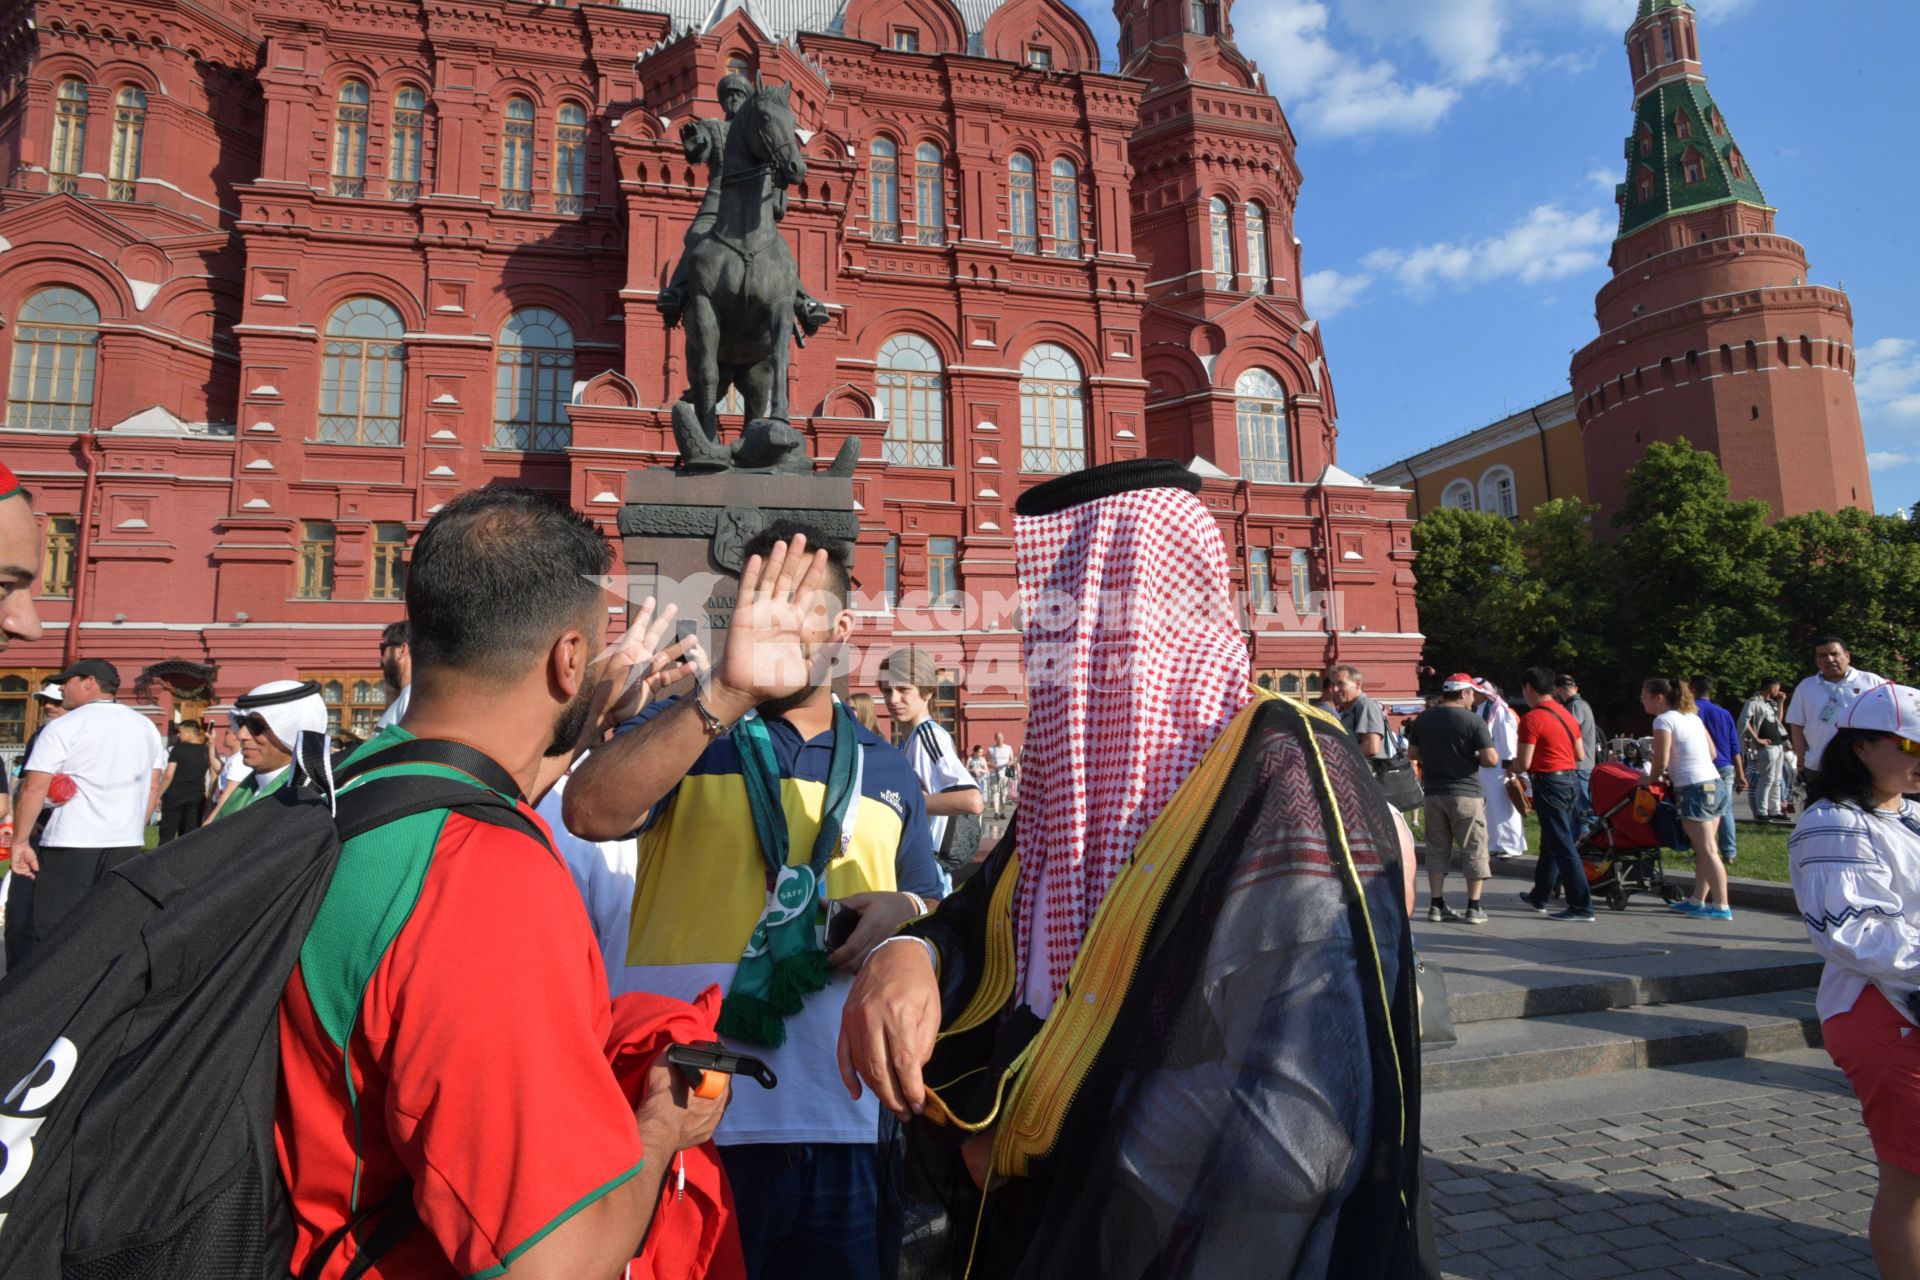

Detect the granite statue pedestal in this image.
[617,468,860,668]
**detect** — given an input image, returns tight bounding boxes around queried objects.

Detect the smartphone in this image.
[824,899,860,951]
[666,1041,779,1096]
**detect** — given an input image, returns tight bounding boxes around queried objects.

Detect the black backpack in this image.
[0,735,546,1279]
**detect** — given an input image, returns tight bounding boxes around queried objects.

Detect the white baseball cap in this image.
[33,682,62,704]
[1839,683,1920,744]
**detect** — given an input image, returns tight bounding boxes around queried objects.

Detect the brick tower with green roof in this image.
[1570,0,1871,520]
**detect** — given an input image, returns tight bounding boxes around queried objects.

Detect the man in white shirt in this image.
[986,732,1015,816]
[374,620,412,732]
[879,646,983,880]
[1787,636,1886,774]
[9,658,166,959]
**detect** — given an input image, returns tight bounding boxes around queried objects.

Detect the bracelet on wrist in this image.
[691,691,734,737]
[862,934,937,973]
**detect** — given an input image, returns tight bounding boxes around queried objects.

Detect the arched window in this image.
[1008,152,1038,254]
[332,80,369,197]
[1637,123,1653,158]
[1682,151,1704,184]
[1290,549,1316,617]
[500,96,534,210]
[493,307,575,451]
[389,85,425,201]
[320,298,405,445]
[1441,479,1475,511]
[1188,0,1218,35]
[1728,148,1744,180]
[875,334,945,467]
[555,102,587,214]
[1235,368,1290,483]
[1674,111,1692,140]
[1659,24,1675,62]
[108,86,145,201]
[7,287,100,432]
[1050,158,1080,259]
[915,143,945,246]
[1209,197,1234,289]
[1245,202,1270,293]
[870,138,900,242]
[50,79,88,194]
[1637,167,1655,202]
[727,53,752,77]
[1479,466,1517,519]
[1019,344,1085,474]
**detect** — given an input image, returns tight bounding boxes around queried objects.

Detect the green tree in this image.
[1510,498,1619,696]
[1409,507,1530,687]
[1772,507,1920,684]
[1610,439,1790,699]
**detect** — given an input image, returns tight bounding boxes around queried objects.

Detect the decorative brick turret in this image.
[1571,0,1871,519]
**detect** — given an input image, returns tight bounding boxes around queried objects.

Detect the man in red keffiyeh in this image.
[840,460,1433,1279]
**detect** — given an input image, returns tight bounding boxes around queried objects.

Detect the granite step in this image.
[1437,950,1824,1025]
[1421,987,1824,1093]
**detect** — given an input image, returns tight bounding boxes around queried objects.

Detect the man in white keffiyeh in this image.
[1473,677,1528,857]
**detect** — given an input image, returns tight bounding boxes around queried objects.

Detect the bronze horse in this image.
[676,82,805,450]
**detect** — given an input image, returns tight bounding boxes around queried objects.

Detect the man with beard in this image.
[278,487,736,1280]
[836,460,1431,1279]
[207,678,328,820]
[374,619,412,731]
[566,522,946,1280]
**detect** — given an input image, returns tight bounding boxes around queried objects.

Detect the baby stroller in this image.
[1580,762,1689,911]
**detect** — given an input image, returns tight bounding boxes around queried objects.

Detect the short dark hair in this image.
[1689,674,1714,699]
[1813,635,1850,653]
[406,487,609,682]
[1758,676,1783,693]
[1521,666,1556,696]
[739,519,851,607]
[381,620,410,649]
[1806,728,1885,811]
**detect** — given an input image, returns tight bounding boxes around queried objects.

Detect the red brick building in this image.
[1571,0,1872,520]
[0,0,1419,748]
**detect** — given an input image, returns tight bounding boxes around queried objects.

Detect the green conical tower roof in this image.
[1637,0,1691,19]
[1614,19,1766,236]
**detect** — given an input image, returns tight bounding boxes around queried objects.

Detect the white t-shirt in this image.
[539,769,639,983]
[218,748,251,789]
[25,701,167,847]
[1653,709,1718,787]
[1787,668,1886,769]
[374,684,411,733]
[901,718,977,852]
[987,743,1013,771]
[1789,798,1920,1024]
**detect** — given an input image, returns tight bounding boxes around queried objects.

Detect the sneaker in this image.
[1518,892,1548,914]
[1428,902,1461,924]
[1669,898,1701,915]
[1699,904,1734,920]
[1492,849,1526,860]
[1462,904,1489,926]
[1549,908,1597,923]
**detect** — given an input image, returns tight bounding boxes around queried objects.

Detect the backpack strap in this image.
[332,774,549,851]
[298,1177,418,1280]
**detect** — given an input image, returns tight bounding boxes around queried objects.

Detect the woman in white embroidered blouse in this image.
[1789,683,1920,1278]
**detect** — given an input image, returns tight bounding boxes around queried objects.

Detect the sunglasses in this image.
[1899,737,1920,759]
[233,713,272,737]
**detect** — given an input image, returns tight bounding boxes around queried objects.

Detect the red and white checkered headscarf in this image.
[1013,470,1251,1015]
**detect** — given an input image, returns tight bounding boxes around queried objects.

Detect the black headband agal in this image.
[235,680,323,711]
[1013,459,1202,519]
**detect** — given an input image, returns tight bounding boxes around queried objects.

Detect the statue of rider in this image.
[656,74,832,340]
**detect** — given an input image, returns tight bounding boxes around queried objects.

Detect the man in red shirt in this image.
[276,487,730,1280]
[1511,665,1593,922]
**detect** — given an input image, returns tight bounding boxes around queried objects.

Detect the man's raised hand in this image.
[709,535,831,719]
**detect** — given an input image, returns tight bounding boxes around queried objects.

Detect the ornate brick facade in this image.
[0,0,1419,745]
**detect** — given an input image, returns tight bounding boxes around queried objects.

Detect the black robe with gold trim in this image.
[901,694,1436,1279]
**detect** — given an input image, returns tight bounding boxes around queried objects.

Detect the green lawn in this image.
[1408,809,1794,884]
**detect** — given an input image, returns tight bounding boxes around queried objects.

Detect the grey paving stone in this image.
[1439,1208,1512,1234]
[1788,1239,1874,1266]
[1656,1214,1738,1242]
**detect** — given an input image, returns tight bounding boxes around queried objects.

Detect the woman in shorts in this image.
[1789,683,1920,1277]
[1641,676,1730,918]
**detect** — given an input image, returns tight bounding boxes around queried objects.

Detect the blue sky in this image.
[1066,0,1920,513]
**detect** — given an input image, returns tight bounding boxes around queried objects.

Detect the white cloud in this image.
[1587,167,1620,191]
[1556,0,1762,28]
[1304,268,1374,318]
[1857,338,1920,424]
[1361,204,1615,294]
[1236,0,1460,137]
[1341,0,1523,83]
[1868,451,1915,471]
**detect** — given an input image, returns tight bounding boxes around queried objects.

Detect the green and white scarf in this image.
[718,703,863,1048]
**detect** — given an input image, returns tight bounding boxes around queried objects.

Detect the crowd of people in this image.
[2,441,1914,1280]
[0,460,1427,1279]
